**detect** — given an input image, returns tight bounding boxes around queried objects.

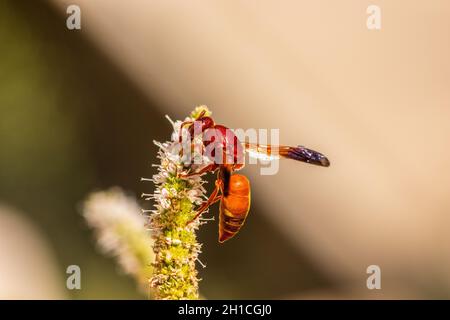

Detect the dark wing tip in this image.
[320,156,331,167]
[285,146,330,167]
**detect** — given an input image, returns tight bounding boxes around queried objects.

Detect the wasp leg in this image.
[187,180,222,224]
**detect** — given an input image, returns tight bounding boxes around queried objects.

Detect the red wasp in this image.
[178,110,330,242]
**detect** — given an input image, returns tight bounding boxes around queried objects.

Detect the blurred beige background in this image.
[1,0,449,298]
[52,0,450,294]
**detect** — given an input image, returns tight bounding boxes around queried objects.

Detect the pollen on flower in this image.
[148,106,212,300]
[190,105,212,119]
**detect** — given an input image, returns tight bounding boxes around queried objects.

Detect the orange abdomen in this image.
[219,174,251,242]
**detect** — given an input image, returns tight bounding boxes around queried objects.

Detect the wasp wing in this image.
[243,142,330,167]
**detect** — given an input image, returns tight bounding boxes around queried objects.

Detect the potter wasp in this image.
[178,110,330,242]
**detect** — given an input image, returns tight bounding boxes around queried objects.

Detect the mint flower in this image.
[148,106,211,300]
